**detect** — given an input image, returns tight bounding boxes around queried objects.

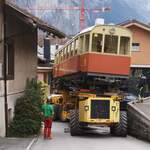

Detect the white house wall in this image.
[0,2,5,137]
[0,81,5,137]
[7,29,37,127]
[0,5,37,137]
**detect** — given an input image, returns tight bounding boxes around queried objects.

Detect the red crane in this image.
[27,0,111,31]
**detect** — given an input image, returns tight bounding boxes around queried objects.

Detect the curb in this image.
[25,137,38,150]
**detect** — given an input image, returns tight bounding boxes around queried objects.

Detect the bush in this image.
[9,79,48,137]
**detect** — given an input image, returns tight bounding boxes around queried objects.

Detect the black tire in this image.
[70,110,81,136]
[53,104,60,121]
[111,111,127,137]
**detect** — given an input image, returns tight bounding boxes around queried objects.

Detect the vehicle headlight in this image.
[84,106,89,111]
[112,106,116,111]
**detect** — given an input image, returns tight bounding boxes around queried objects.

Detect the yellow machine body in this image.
[79,95,120,125]
[49,94,63,104]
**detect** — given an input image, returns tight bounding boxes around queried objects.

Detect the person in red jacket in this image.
[42,98,54,139]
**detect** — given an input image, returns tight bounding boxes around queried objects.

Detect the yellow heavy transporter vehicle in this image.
[52,89,127,136]
[52,24,132,136]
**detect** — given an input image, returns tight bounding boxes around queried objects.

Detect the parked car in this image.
[120,93,138,111]
[144,92,150,97]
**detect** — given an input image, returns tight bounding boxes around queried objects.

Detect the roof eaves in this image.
[5,1,66,38]
[119,19,150,32]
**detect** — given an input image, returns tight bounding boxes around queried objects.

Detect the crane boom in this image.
[27,0,111,31]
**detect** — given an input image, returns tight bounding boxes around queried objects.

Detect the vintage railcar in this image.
[52,25,133,137]
[53,25,132,79]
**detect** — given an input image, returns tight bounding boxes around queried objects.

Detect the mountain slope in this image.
[10,0,150,35]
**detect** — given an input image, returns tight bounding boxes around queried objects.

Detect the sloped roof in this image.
[119,19,150,32]
[5,1,66,38]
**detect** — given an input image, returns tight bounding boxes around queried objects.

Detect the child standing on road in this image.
[42,98,54,139]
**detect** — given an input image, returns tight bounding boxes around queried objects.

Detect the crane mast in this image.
[26,0,111,31]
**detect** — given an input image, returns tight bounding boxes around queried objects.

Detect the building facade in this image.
[0,1,65,137]
[120,20,150,94]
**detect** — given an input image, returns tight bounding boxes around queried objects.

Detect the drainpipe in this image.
[3,0,8,137]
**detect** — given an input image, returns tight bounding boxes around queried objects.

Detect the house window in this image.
[6,40,14,79]
[132,43,140,51]
[8,108,13,125]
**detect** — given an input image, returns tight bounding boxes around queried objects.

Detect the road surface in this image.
[31,122,150,150]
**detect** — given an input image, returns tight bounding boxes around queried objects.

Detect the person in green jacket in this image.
[42,98,54,139]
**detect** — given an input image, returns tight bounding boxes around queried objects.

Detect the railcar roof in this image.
[55,24,132,55]
[78,24,132,35]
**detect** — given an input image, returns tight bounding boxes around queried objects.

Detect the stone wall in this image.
[128,103,150,142]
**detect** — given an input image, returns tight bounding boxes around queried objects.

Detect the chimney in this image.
[44,38,51,62]
[56,44,59,50]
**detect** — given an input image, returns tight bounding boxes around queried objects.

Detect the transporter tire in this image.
[111,111,127,137]
[70,110,81,136]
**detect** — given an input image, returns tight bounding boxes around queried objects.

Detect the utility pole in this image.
[2,0,8,137]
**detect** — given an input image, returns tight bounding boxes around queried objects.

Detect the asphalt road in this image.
[31,122,150,150]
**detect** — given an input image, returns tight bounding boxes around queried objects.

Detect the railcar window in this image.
[63,48,65,60]
[64,48,67,60]
[85,34,90,52]
[60,51,63,62]
[61,51,63,61]
[79,36,84,53]
[70,42,74,57]
[68,44,71,57]
[66,46,69,59]
[120,37,130,55]
[60,51,62,62]
[104,35,118,54]
[69,43,72,57]
[62,51,64,61]
[92,34,102,52]
[74,38,79,55]
[55,55,57,64]
[58,53,60,63]
[62,49,65,61]
[56,55,58,64]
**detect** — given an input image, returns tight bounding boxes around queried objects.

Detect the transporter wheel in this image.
[111,111,127,137]
[70,110,81,136]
